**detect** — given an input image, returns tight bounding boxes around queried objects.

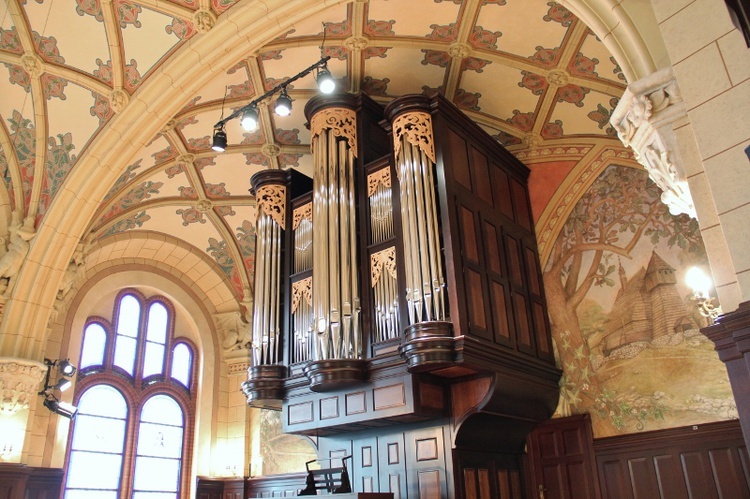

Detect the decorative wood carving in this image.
[370,248,397,288]
[392,112,436,164]
[367,169,391,197]
[310,108,358,157]
[292,202,312,230]
[291,277,313,314]
[255,184,286,227]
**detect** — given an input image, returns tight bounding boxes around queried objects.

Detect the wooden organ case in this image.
[243,92,561,498]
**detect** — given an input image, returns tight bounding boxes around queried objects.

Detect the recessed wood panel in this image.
[417,470,441,499]
[490,281,510,341]
[538,431,559,459]
[447,129,471,190]
[390,474,402,499]
[330,449,348,468]
[388,443,400,464]
[416,438,438,461]
[470,146,492,205]
[464,469,477,499]
[562,428,583,456]
[505,236,523,287]
[362,446,373,467]
[513,293,531,347]
[654,454,688,497]
[467,269,487,331]
[682,451,712,498]
[483,221,503,276]
[525,247,541,296]
[478,469,491,499]
[346,391,366,415]
[460,206,479,264]
[533,302,551,355]
[490,165,513,218]
[709,448,745,499]
[288,401,313,424]
[510,178,531,230]
[419,382,445,409]
[374,384,406,410]
[627,458,659,498]
[320,396,339,420]
[363,476,374,493]
[498,470,510,499]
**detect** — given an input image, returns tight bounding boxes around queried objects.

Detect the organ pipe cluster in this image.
[392,112,446,324]
[310,108,361,361]
[251,181,286,366]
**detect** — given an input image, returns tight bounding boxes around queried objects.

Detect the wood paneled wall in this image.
[593,420,749,499]
[0,464,63,499]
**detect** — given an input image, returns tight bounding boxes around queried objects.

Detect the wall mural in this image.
[544,164,736,437]
[258,409,316,476]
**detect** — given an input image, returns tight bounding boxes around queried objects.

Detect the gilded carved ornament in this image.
[367,168,391,197]
[256,184,286,227]
[0,358,46,415]
[291,277,313,314]
[392,112,436,164]
[310,108,358,158]
[292,202,312,230]
[370,247,397,288]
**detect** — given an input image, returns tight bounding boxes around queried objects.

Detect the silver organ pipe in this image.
[392,112,446,324]
[310,107,361,361]
[371,247,399,342]
[251,182,287,366]
[291,277,313,364]
[368,169,394,245]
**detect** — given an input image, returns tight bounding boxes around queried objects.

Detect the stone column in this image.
[703,301,750,449]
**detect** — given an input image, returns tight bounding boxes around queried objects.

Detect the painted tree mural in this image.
[543,164,709,435]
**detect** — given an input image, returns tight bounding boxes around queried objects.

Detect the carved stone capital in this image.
[20,55,44,78]
[192,9,217,34]
[214,311,252,359]
[109,89,129,113]
[0,358,46,415]
[610,67,695,219]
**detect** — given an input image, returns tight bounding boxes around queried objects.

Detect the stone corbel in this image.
[214,310,252,372]
[0,358,46,415]
[610,67,697,219]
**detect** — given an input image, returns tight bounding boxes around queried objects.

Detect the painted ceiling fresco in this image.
[0,0,627,299]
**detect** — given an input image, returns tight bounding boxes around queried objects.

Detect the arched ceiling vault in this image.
[0,0,664,357]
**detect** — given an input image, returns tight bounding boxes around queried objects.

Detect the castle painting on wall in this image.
[543,164,736,437]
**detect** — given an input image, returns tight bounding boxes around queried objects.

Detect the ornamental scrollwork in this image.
[310,108,358,157]
[291,277,313,314]
[0,358,46,415]
[292,202,312,230]
[392,111,436,164]
[256,184,286,227]
[367,168,391,197]
[370,247,397,288]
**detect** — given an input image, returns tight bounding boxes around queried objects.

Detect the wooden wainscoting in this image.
[0,464,63,499]
[593,419,750,498]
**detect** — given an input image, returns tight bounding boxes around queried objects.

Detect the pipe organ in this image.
[243,92,561,498]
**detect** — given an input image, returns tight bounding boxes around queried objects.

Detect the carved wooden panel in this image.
[374,384,406,411]
[347,391,367,415]
[470,146,493,206]
[321,396,339,420]
[447,128,471,190]
[288,401,314,424]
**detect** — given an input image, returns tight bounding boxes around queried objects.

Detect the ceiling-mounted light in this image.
[241,107,259,132]
[317,65,335,94]
[58,359,76,377]
[43,395,77,419]
[212,126,227,152]
[275,89,292,117]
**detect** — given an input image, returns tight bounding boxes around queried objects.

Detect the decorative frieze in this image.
[0,358,46,415]
[610,67,696,219]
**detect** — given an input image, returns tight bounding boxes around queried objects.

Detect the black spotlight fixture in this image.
[43,394,77,419]
[317,64,335,94]
[241,106,259,132]
[274,88,292,117]
[212,126,227,152]
[210,55,332,152]
[39,358,78,418]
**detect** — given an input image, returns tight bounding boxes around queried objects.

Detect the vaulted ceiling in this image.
[0,0,628,301]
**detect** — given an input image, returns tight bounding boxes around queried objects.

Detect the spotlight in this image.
[275,89,292,117]
[43,395,77,419]
[212,126,227,152]
[317,66,335,94]
[58,359,76,377]
[54,378,72,392]
[240,107,259,132]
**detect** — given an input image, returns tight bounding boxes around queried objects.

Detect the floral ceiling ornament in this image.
[610,67,696,219]
[109,89,129,113]
[546,69,569,87]
[447,42,472,59]
[344,36,370,51]
[261,144,281,158]
[20,54,44,78]
[192,9,218,34]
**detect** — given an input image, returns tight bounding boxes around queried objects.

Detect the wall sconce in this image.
[38,358,78,419]
[0,443,12,460]
[686,267,722,324]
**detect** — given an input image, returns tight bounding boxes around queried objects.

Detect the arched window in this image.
[64,290,196,499]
